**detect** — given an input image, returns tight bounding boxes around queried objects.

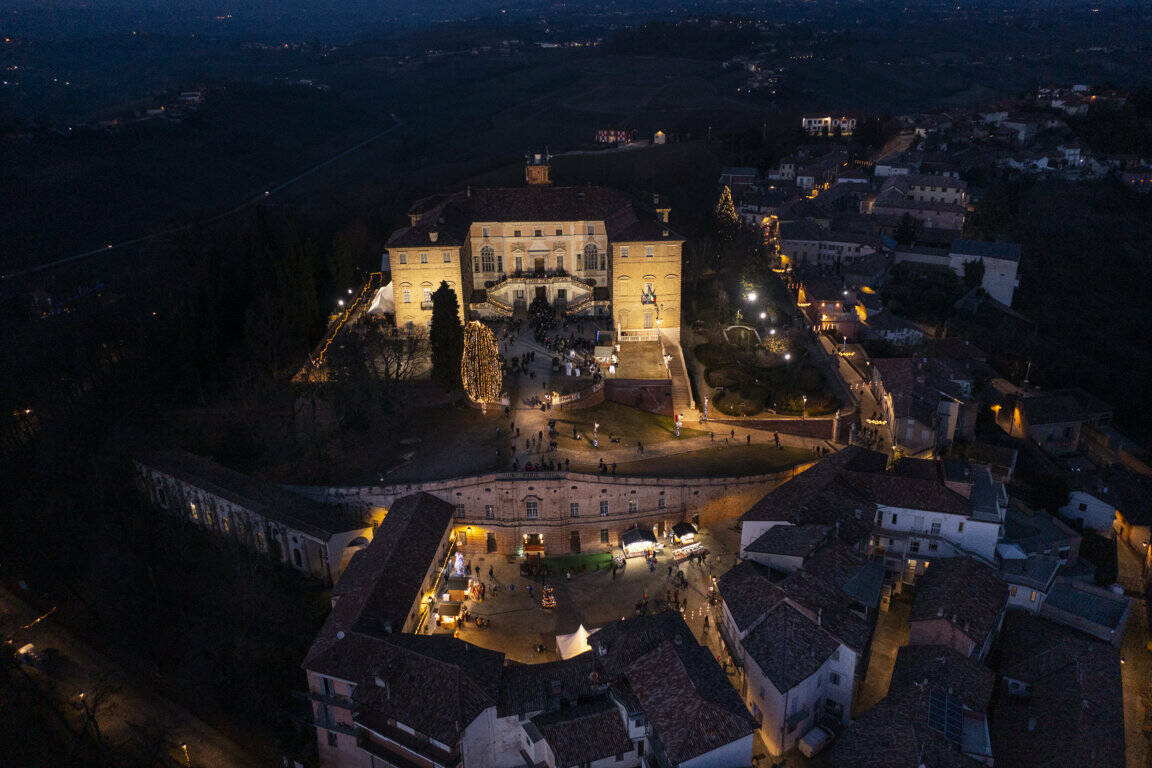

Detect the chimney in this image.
[429,231,438,242]
[409,213,420,226]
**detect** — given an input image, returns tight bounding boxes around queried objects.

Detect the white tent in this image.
[366,282,395,315]
[555,624,599,659]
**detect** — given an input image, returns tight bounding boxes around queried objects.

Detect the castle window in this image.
[645,245,654,257]
[481,246,495,272]
[556,254,564,271]
[482,227,490,238]
[443,251,452,262]
[514,230,521,238]
[534,229,542,237]
[420,252,428,263]
[620,246,629,258]
[402,289,411,303]
[584,243,598,270]
[423,288,433,303]
[526,500,539,519]
[586,225,594,235]
[555,228,563,236]
[398,253,407,264]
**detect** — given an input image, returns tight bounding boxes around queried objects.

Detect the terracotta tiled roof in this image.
[498,653,602,717]
[909,557,1007,647]
[992,612,1124,768]
[532,697,633,766]
[741,600,841,691]
[305,492,455,668]
[625,640,755,764]
[828,644,993,768]
[716,561,786,633]
[740,446,886,525]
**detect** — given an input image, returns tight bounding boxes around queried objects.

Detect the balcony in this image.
[420,301,434,310]
[488,270,593,293]
[357,724,460,768]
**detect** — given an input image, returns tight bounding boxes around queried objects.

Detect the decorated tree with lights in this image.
[461,320,502,403]
[714,185,738,242]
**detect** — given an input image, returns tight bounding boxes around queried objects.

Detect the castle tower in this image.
[525,152,551,186]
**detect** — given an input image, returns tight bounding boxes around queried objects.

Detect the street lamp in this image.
[746,292,757,302]
[769,328,776,336]
[337,299,345,307]
[759,312,766,320]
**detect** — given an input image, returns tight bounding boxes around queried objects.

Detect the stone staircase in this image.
[665,337,696,418]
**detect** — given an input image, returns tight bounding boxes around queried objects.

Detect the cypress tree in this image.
[429,281,463,391]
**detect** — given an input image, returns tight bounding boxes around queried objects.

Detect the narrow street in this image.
[1,586,256,768]
[1116,541,1152,768]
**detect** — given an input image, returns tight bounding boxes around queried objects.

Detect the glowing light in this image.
[461,321,502,403]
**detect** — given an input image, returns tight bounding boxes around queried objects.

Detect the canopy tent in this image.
[366,282,395,315]
[555,624,599,660]
[671,522,698,542]
[621,527,658,557]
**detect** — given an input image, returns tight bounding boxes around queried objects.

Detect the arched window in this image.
[480,245,495,272]
[583,243,598,271]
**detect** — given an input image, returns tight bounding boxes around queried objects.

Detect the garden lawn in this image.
[575,445,813,477]
[552,401,706,448]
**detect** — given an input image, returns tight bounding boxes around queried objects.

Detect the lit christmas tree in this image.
[714,185,738,241]
[461,320,503,404]
[541,585,556,609]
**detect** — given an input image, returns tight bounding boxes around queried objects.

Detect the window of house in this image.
[891,513,898,525]
[928,541,938,552]
[420,252,428,263]
[1030,590,1038,602]
[526,500,539,519]
[829,672,841,686]
[909,540,920,554]
[443,251,452,262]
[398,253,407,264]
[485,504,495,519]
[628,499,638,513]
[958,521,965,533]
[322,677,334,696]
[570,502,579,517]
[1010,585,1018,597]
[497,253,503,272]
[481,246,495,272]
[455,505,465,519]
[1078,502,1088,512]
[930,520,941,536]
[620,246,629,258]
[327,731,338,747]
[600,501,609,516]
[601,529,610,544]
[658,497,665,509]
[645,245,654,257]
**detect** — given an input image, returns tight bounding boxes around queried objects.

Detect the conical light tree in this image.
[461,320,502,404]
[714,185,738,241]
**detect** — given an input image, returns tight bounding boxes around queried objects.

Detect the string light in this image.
[461,321,502,404]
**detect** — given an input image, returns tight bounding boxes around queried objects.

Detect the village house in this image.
[305,499,757,768]
[868,356,982,456]
[991,612,1125,768]
[826,644,995,766]
[999,387,1113,455]
[715,543,881,757]
[907,556,1008,661]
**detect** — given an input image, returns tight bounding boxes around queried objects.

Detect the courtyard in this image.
[448,523,742,664]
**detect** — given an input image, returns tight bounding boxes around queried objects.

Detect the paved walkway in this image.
[1,586,255,768]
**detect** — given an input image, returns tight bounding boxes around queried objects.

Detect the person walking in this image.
[730,428,735,439]
[746,434,751,445]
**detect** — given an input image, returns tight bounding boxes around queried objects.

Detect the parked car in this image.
[798,725,832,757]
